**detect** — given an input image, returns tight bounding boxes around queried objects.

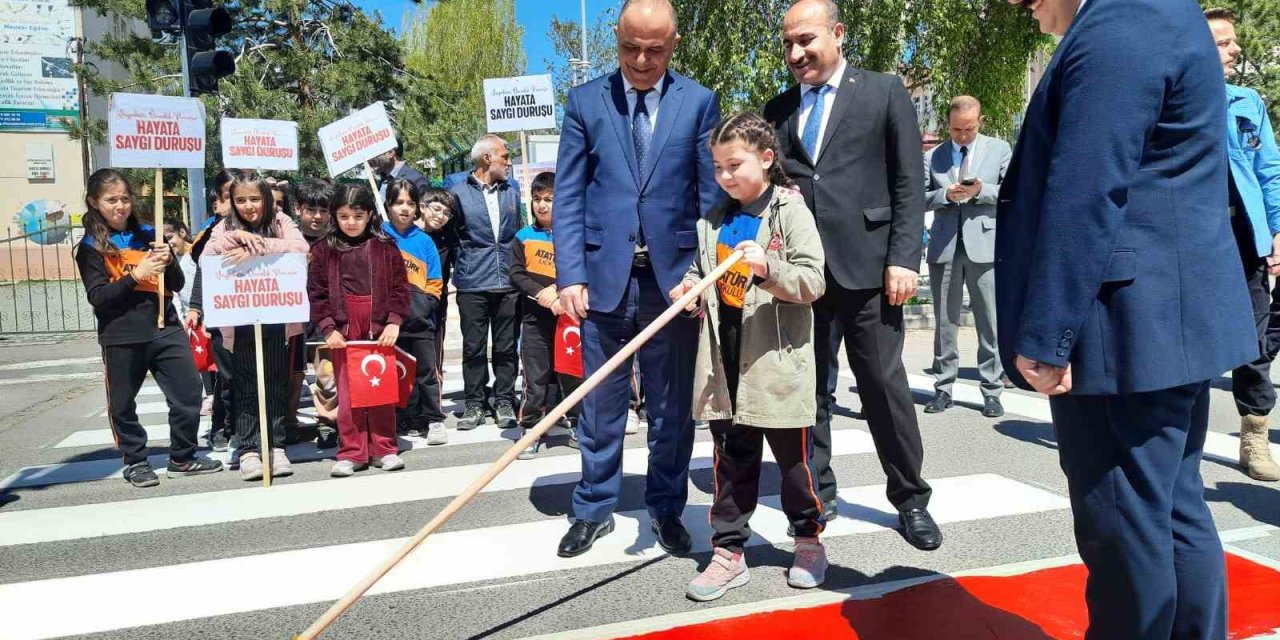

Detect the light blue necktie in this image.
[801,85,829,159]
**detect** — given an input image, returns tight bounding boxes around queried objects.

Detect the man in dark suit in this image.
[763,0,940,551]
[998,0,1257,636]
[553,0,720,558]
[373,142,430,199]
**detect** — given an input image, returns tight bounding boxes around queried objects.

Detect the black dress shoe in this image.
[651,517,692,554]
[924,391,952,414]
[823,499,839,522]
[899,508,943,551]
[982,396,1005,418]
[557,519,614,558]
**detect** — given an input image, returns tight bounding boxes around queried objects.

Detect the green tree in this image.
[399,0,525,164]
[1202,0,1280,140]
[69,0,408,179]
[669,0,1047,134]
[543,7,616,107]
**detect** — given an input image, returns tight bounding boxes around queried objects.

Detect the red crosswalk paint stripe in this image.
[614,553,1280,640]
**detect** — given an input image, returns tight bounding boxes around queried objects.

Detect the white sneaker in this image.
[330,460,357,477]
[426,422,448,445]
[626,409,641,435]
[788,537,828,589]
[372,453,405,471]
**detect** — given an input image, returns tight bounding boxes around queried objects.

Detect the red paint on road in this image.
[617,554,1280,640]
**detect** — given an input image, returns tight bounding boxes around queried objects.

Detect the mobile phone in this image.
[960,177,977,186]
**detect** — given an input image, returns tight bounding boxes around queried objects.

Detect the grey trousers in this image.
[929,244,1003,398]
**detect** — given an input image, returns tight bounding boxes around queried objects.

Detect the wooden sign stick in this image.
[295,251,744,639]
[155,169,166,328]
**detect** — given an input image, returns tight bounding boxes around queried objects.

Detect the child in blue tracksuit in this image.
[509,172,582,458]
[384,179,448,445]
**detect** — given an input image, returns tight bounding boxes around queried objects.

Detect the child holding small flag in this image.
[308,184,411,477]
[509,172,581,459]
[384,179,447,445]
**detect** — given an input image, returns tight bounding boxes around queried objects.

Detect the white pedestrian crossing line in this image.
[0,429,878,545]
[844,370,1280,473]
[0,357,100,371]
[2,423,535,491]
[0,372,103,386]
[0,473,1069,640]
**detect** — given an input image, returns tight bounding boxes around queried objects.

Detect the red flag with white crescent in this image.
[395,345,416,409]
[554,315,583,378]
[344,342,400,408]
[187,328,215,372]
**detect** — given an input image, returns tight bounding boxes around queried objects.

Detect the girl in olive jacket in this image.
[670,113,827,602]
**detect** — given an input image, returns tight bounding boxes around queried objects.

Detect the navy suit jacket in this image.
[995,0,1256,396]
[553,70,721,312]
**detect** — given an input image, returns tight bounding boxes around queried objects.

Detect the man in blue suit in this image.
[998,0,1258,637]
[553,0,720,558]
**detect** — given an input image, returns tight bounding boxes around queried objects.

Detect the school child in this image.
[188,168,241,450]
[508,172,582,459]
[383,179,448,445]
[163,219,215,416]
[669,113,828,601]
[416,186,458,401]
[75,168,224,487]
[308,184,412,477]
[204,171,310,481]
[295,178,339,448]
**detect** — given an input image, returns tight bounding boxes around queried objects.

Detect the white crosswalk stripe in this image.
[0,473,1068,640]
[3,355,1275,640]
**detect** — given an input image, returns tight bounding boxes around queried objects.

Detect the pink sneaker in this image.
[788,537,827,589]
[686,547,749,602]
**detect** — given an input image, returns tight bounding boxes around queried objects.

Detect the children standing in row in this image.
[509,172,581,458]
[308,184,412,477]
[205,171,310,481]
[670,113,828,601]
[76,169,224,487]
[384,180,448,445]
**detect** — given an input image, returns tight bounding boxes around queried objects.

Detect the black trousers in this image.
[396,332,444,426]
[209,329,235,438]
[1051,382,1225,640]
[1231,217,1276,417]
[457,290,520,408]
[101,330,202,466]
[813,281,931,510]
[230,324,292,453]
[709,420,826,552]
[518,307,581,428]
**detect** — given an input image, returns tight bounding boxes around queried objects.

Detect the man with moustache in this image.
[998,0,1256,637]
[553,0,720,558]
[763,0,940,551]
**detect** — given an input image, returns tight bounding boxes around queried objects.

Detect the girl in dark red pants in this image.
[308,184,411,477]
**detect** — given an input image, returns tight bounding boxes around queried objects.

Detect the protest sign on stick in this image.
[484,75,556,192]
[201,252,310,486]
[221,118,300,171]
[317,103,398,218]
[295,251,745,639]
[108,92,207,328]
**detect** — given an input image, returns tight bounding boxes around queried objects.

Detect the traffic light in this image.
[184,0,235,95]
[145,0,182,32]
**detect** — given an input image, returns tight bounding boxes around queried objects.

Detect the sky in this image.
[349,0,617,77]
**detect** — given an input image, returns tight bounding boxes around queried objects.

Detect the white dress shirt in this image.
[475,176,503,241]
[622,73,664,132]
[797,58,847,159]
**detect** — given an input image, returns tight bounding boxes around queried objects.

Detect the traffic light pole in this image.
[180,32,208,231]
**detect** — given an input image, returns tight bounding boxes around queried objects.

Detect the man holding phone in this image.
[922,96,1012,417]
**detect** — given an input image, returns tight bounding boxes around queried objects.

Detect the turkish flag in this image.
[187,328,215,372]
[554,315,583,378]
[344,342,400,408]
[394,345,416,409]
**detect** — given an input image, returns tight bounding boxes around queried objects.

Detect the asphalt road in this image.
[0,326,1277,640]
